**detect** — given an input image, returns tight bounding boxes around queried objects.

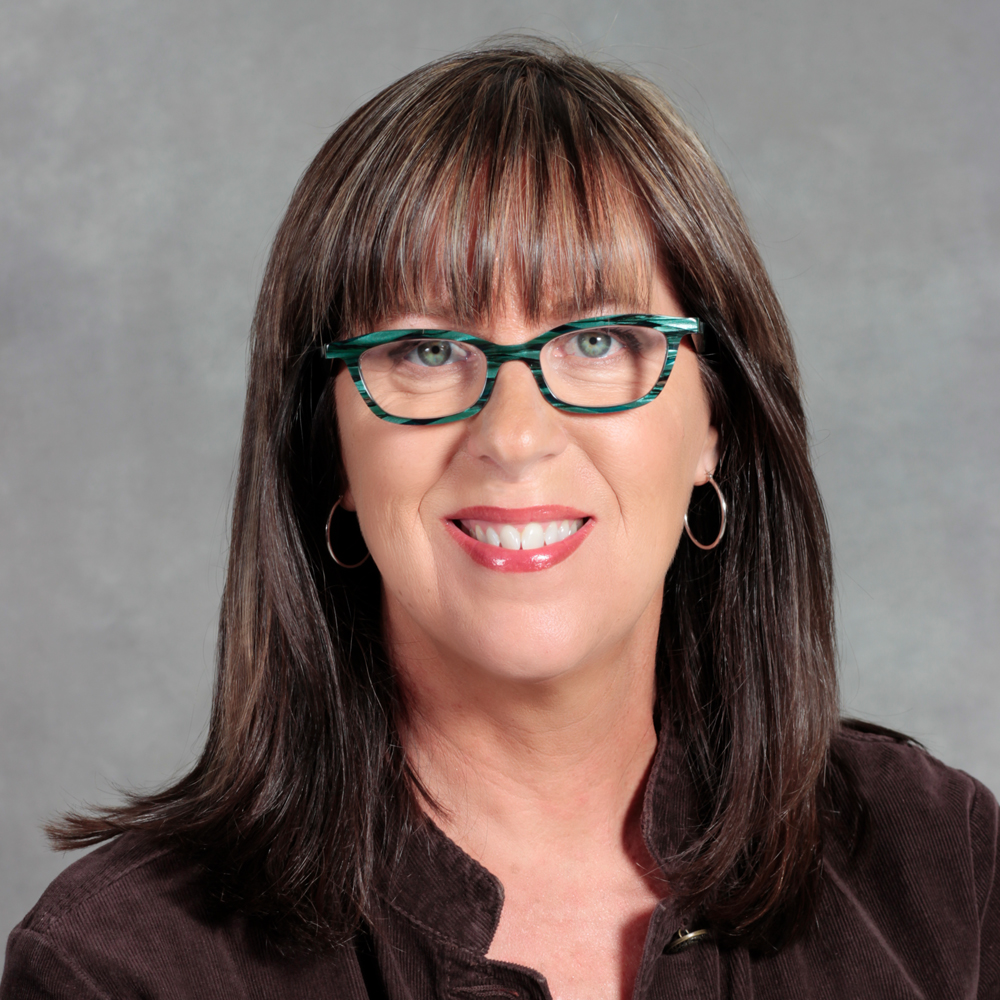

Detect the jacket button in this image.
[663,927,711,954]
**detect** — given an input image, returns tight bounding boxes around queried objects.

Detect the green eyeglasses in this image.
[324,314,702,425]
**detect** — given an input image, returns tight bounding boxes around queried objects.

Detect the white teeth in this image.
[461,518,585,550]
[499,525,521,550]
[520,522,544,550]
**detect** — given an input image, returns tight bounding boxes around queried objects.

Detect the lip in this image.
[444,506,594,573]
[448,505,589,523]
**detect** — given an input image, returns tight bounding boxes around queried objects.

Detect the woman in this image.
[3,40,997,1000]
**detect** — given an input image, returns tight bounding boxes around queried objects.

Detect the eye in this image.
[403,340,460,367]
[564,329,630,359]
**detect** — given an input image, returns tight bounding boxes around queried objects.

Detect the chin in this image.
[479,656,580,687]
[456,628,613,688]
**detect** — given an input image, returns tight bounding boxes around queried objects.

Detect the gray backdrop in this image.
[2,0,997,938]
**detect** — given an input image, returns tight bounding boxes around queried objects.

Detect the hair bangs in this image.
[336,65,658,335]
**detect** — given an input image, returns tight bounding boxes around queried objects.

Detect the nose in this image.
[464,360,569,478]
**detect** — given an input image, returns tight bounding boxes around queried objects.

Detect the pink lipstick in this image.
[445,506,594,572]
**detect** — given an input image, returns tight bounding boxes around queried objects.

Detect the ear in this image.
[694,423,721,486]
[339,486,357,512]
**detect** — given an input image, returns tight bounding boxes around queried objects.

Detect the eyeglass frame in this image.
[323,313,703,426]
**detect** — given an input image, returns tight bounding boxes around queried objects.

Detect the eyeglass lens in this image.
[357,325,669,420]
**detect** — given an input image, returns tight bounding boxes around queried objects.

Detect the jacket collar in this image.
[382,728,697,954]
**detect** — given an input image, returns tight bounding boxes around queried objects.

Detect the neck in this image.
[393,615,660,863]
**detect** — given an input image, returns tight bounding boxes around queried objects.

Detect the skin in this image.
[335,271,719,1000]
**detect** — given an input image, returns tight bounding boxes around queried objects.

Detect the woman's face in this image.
[334,270,719,687]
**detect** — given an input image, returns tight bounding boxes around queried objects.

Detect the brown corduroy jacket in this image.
[3,726,998,999]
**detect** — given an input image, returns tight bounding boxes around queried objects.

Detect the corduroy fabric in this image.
[3,727,998,999]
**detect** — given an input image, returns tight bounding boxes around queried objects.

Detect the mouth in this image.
[445,506,593,572]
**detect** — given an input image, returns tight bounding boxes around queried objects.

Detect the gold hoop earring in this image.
[325,496,370,568]
[684,472,727,551]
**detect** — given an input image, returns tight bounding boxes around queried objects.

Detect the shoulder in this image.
[832,722,998,870]
[814,724,999,996]
[1,834,366,999]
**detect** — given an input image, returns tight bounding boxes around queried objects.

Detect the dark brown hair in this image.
[52,39,841,951]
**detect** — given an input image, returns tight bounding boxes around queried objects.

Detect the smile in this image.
[445,506,594,573]
[455,518,586,550]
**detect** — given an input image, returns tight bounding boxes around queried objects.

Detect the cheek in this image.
[334,371,459,542]
[599,408,699,510]
[584,394,708,571]
[335,370,413,499]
